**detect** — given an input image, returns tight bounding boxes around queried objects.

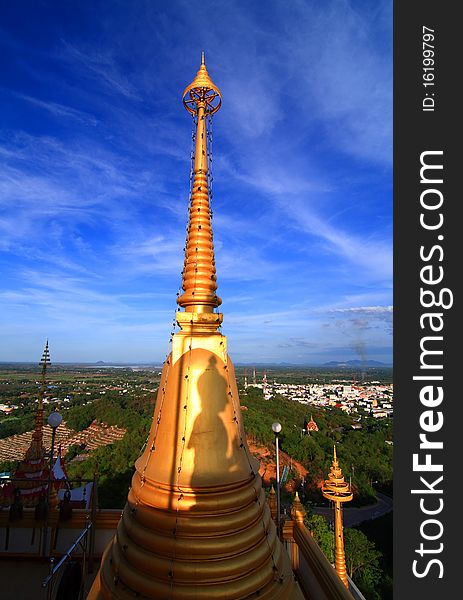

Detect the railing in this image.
[346,575,367,600]
[0,476,97,558]
[42,521,92,600]
[1,482,369,600]
[283,519,357,600]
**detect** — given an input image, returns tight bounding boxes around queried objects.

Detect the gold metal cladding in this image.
[321,445,353,503]
[322,446,352,588]
[291,492,307,525]
[182,52,222,115]
[178,55,222,312]
[134,349,256,488]
[88,56,304,600]
[88,344,303,599]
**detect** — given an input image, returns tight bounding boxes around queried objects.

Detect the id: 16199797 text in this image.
[422,26,435,112]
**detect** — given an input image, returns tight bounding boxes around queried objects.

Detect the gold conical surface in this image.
[321,446,353,588]
[182,52,221,115]
[88,57,303,600]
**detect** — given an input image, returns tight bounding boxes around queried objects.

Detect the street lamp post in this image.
[48,411,63,471]
[42,411,63,557]
[272,422,282,536]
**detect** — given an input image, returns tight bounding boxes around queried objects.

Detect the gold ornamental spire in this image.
[178,53,222,312]
[322,445,353,588]
[88,56,303,600]
[25,340,50,460]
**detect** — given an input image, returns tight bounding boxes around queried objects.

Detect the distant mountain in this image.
[322,360,389,367]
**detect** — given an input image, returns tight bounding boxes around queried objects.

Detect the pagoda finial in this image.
[178,56,222,313]
[25,340,51,460]
[291,491,306,524]
[201,50,205,65]
[333,443,337,462]
[322,446,353,588]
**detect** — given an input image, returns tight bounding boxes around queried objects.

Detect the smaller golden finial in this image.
[268,485,277,520]
[201,50,205,65]
[291,491,306,524]
[322,446,352,588]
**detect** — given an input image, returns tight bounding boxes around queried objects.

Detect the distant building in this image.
[306,415,319,433]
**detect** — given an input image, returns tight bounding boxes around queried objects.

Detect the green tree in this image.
[344,528,382,599]
[303,512,385,599]
[304,514,334,563]
[66,443,86,461]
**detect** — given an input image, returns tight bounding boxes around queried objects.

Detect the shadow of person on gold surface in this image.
[188,354,238,489]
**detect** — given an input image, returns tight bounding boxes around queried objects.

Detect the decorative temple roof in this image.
[306,415,319,432]
[10,341,55,508]
[25,340,50,461]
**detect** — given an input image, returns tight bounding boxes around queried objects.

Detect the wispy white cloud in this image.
[328,306,393,314]
[9,91,98,126]
[273,188,391,280]
[218,157,392,281]
[279,0,392,164]
[60,40,141,100]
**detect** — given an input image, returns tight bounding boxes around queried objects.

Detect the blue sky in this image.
[0,0,392,364]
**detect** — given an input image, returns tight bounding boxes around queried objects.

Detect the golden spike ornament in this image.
[177,52,221,312]
[14,341,54,507]
[88,55,304,600]
[321,445,353,588]
[25,340,50,460]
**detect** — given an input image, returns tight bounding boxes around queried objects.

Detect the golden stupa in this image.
[88,55,303,599]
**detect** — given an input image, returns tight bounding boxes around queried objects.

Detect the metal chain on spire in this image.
[218,338,257,477]
[175,114,199,324]
[139,329,176,486]
[206,114,214,204]
[168,329,194,598]
[206,113,220,316]
[178,55,222,312]
[139,294,179,482]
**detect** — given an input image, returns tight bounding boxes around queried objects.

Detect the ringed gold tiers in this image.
[88,54,303,600]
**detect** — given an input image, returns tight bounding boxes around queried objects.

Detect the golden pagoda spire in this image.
[322,445,353,588]
[177,52,222,312]
[25,340,50,460]
[88,56,303,600]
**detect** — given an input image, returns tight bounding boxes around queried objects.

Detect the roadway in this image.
[311,492,393,527]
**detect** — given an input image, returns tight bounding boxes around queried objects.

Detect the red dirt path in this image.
[247,438,308,492]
